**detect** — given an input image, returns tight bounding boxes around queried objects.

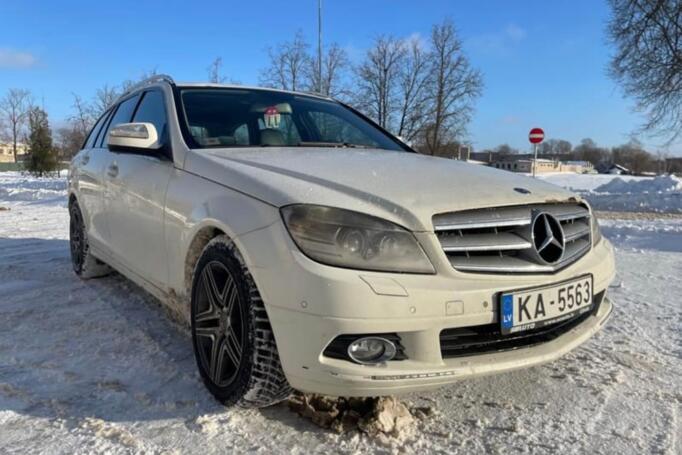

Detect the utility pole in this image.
[318,0,323,93]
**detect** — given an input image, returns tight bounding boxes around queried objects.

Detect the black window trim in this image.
[97,92,143,149]
[82,108,111,150]
[131,88,172,160]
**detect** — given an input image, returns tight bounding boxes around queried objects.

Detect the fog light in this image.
[347,337,397,364]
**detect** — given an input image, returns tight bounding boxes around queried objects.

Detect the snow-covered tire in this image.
[190,236,292,408]
[69,199,111,279]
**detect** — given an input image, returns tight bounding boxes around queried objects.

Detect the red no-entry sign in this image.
[529,128,545,144]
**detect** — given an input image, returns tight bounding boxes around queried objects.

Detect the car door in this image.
[74,109,113,252]
[102,90,173,290]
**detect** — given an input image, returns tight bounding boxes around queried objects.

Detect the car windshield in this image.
[178,88,408,152]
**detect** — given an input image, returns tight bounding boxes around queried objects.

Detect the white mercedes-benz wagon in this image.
[68,75,615,407]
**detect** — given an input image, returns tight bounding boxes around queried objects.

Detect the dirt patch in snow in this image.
[287,393,434,441]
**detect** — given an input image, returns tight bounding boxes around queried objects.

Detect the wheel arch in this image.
[184,224,228,296]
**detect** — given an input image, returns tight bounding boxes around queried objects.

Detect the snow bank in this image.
[593,175,682,194]
[0,171,67,204]
[536,173,648,192]
[540,173,682,213]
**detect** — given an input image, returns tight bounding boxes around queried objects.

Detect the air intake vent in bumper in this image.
[433,203,592,273]
[439,291,605,358]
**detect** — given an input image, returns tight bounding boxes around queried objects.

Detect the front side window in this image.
[84,110,110,149]
[133,90,168,141]
[98,94,140,147]
[179,88,407,151]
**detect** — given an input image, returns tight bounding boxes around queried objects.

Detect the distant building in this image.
[596,163,630,175]
[465,159,489,166]
[478,154,594,174]
[491,158,595,174]
[0,142,29,163]
[561,160,594,174]
[493,158,560,173]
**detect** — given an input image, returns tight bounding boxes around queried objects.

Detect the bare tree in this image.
[612,139,656,174]
[495,143,520,156]
[423,20,483,155]
[306,43,349,97]
[207,57,228,83]
[120,68,159,93]
[70,94,95,136]
[656,150,672,173]
[573,138,610,166]
[0,88,32,162]
[55,125,87,160]
[92,84,119,118]
[396,36,431,142]
[539,139,572,155]
[354,35,406,130]
[608,0,682,143]
[260,31,310,91]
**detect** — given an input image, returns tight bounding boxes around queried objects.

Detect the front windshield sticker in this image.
[264,106,281,129]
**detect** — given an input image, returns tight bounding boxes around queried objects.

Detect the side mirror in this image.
[107,123,162,153]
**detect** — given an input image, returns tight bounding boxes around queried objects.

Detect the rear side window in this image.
[97,94,140,148]
[133,90,168,142]
[84,110,110,149]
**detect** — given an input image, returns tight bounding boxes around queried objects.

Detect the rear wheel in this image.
[69,200,111,279]
[190,236,292,408]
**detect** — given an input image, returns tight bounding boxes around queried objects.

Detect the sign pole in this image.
[528,127,544,177]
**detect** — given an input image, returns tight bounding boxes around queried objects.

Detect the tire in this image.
[190,236,292,408]
[69,200,111,279]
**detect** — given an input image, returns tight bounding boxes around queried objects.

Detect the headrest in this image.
[260,129,285,146]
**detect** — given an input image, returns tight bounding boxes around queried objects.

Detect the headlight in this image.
[281,205,435,274]
[591,211,602,246]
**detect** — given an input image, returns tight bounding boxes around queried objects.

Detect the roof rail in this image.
[117,74,175,100]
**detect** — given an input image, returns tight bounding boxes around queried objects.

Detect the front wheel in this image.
[190,236,292,408]
[69,200,111,279]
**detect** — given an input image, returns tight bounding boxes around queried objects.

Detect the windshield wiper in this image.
[296,141,373,149]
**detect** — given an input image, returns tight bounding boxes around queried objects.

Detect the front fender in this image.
[163,168,280,300]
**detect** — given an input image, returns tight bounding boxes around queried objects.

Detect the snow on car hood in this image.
[186,147,580,231]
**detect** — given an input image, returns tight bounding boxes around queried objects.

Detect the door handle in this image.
[107,163,119,178]
[81,154,90,165]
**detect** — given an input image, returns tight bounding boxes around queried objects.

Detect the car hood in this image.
[186,147,581,232]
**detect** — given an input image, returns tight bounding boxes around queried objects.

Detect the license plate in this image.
[500,275,593,334]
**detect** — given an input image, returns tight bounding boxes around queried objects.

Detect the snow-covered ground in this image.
[1,171,681,454]
[539,173,682,213]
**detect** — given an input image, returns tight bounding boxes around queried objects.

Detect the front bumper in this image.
[236,220,617,397]
[267,297,612,396]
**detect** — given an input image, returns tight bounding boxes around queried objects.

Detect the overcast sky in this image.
[1,0,679,154]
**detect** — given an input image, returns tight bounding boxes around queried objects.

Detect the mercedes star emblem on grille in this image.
[531,212,565,263]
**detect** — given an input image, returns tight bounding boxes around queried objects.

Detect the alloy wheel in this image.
[194,261,245,387]
[70,206,84,271]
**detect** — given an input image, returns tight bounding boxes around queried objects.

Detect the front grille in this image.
[439,291,604,359]
[433,203,592,273]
